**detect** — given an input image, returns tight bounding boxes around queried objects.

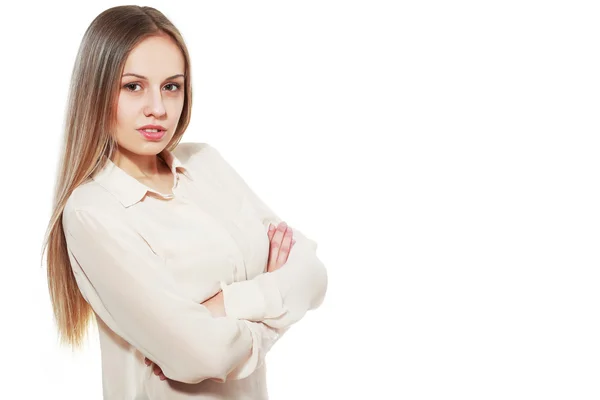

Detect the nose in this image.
[143,87,166,118]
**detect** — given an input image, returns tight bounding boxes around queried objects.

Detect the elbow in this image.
[183,365,230,385]
[296,232,328,310]
[164,324,250,384]
[165,347,225,384]
[310,260,328,310]
[159,337,232,384]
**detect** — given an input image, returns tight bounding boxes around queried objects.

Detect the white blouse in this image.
[61,142,328,399]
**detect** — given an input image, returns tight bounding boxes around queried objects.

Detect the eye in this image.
[164,83,181,92]
[124,83,141,92]
[122,82,182,92]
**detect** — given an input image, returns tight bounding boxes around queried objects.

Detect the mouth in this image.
[138,128,166,141]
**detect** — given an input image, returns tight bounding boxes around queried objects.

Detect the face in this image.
[114,34,185,158]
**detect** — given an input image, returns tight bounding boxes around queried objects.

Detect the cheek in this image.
[167,95,185,113]
[115,97,137,127]
[113,97,142,147]
[166,96,185,126]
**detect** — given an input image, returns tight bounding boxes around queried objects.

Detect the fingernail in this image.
[269,224,274,231]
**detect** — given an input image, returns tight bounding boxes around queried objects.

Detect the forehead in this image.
[123,35,185,78]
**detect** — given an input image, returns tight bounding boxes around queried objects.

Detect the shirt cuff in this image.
[225,320,281,380]
[220,274,287,321]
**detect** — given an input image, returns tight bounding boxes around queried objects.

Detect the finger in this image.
[266,226,273,270]
[153,365,161,376]
[269,222,286,266]
[268,224,275,241]
[276,228,293,265]
[273,221,287,246]
[159,373,166,381]
[267,221,289,272]
[267,237,278,272]
[144,358,151,366]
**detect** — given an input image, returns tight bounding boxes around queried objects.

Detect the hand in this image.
[144,357,166,381]
[202,290,226,318]
[267,221,296,273]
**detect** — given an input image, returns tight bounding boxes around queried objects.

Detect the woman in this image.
[41,5,328,399]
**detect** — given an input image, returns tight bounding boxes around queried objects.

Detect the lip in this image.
[138,124,167,130]
[138,128,166,141]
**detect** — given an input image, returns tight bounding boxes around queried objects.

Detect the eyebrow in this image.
[122,73,185,81]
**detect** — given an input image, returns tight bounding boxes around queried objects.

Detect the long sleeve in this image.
[62,206,281,384]
[205,144,329,330]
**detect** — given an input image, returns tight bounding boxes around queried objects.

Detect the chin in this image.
[140,141,168,152]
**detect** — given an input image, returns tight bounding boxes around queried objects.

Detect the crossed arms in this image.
[62,144,328,384]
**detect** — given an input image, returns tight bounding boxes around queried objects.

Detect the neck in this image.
[111,147,165,179]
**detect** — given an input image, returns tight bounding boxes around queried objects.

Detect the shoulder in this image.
[172,141,219,163]
[172,141,234,176]
[64,176,124,213]
[62,181,124,233]
[173,142,252,193]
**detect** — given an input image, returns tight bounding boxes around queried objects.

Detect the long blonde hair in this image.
[40,5,193,350]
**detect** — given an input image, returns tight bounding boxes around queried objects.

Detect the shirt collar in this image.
[92,147,193,208]
[161,147,193,181]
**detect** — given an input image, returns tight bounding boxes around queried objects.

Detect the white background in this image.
[1,1,599,399]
